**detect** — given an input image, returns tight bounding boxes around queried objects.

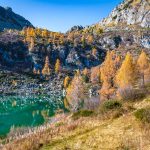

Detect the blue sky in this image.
[0,0,122,32]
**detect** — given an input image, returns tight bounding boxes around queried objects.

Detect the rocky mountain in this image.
[0,0,149,72]
[99,0,150,28]
[0,6,33,31]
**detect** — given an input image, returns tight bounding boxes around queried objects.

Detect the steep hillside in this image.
[0,28,149,72]
[0,6,33,31]
[99,0,150,28]
[0,31,33,72]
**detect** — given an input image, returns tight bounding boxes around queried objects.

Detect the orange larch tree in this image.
[100,51,118,100]
[55,59,61,74]
[64,76,71,88]
[66,72,87,112]
[42,56,51,75]
[137,51,149,86]
[116,52,137,88]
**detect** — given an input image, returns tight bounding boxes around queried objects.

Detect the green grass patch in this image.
[102,100,122,111]
[134,107,150,123]
[72,110,94,120]
[55,122,65,127]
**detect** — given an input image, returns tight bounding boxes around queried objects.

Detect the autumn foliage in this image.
[137,51,150,86]
[100,51,120,100]
[64,76,71,88]
[99,50,150,101]
[66,72,87,112]
[55,59,61,74]
[116,52,137,88]
[42,56,51,75]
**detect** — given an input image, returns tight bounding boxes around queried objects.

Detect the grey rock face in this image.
[99,0,150,28]
[67,26,84,33]
[140,36,150,48]
[0,6,33,31]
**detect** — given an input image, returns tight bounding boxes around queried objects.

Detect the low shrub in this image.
[134,107,150,123]
[84,97,100,110]
[102,100,122,111]
[55,122,65,127]
[117,86,146,101]
[72,110,94,120]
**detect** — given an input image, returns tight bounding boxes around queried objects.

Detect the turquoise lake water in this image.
[0,95,64,137]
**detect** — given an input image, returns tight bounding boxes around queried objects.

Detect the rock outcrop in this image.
[99,0,150,28]
[0,6,33,31]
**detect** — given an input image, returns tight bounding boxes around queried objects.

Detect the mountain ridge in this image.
[99,0,150,28]
[0,6,33,31]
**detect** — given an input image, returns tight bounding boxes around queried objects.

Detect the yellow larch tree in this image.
[42,29,49,38]
[100,51,118,100]
[64,76,71,88]
[137,51,149,86]
[30,28,36,37]
[116,52,137,88]
[36,28,42,36]
[55,59,61,74]
[66,73,87,112]
[42,56,51,75]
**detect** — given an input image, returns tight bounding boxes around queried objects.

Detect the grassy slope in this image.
[41,98,150,150]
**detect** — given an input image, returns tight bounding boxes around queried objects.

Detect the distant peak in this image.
[0,5,33,31]
[5,7,12,12]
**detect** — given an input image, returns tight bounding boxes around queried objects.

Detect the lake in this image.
[0,95,64,138]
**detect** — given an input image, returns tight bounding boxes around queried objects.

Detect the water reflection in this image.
[0,95,64,137]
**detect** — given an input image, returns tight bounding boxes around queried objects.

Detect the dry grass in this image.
[41,115,150,150]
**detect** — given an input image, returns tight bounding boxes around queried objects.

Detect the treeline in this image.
[64,50,150,111]
[20,26,103,50]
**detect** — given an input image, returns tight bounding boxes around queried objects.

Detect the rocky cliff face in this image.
[99,0,150,28]
[0,6,33,31]
[0,31,33,71]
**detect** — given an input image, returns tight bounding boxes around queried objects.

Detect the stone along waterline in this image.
[0,95,64,137]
